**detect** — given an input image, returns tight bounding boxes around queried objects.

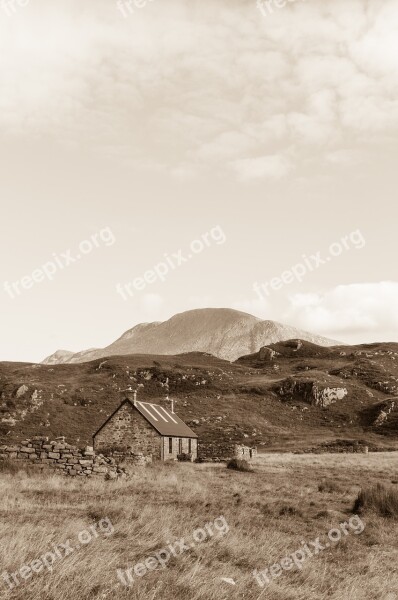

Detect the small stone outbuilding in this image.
[93,397,198,461]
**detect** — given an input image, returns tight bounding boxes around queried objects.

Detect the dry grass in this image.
[0,453,398,599]
[226,458,253,472]
[354,483,398,518]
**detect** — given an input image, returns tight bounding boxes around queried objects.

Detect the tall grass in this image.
[0,454,398,599]
[354,483,398,518]
[226,458,253,472]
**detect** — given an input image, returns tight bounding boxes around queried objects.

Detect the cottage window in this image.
[169,438,173,453]
[179,439,183,454]
[188,438,192,453]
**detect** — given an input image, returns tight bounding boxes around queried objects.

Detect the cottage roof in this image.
[134,400,198,438]
[93,399,198,439]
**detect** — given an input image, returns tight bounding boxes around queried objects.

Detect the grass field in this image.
[1,453,398,599]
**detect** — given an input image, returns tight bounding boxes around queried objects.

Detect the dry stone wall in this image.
[0,436,145,477]
[198,441,257,462]
[235,444,257,460]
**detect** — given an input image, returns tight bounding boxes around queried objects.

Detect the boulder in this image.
[15,385,29,398]
[258,347,277,361]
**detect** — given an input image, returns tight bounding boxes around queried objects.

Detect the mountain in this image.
[42,308,338,364]
[42,348,99,365]
[41,350,75,365]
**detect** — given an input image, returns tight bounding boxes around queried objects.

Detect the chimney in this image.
[165,394,174,414]
[125,386,137,406]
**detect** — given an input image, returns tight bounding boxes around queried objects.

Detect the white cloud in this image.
[139,293,165,317]
[284,282,398,342]
[326,149,362,165]
[233,298,269,320]
[1,0,398,179]
[232,154,293,181]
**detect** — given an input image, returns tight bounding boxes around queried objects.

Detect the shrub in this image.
[318,479,343,493]
[240,386,267,395]
[177,453,192,462]
[227,458,253,472]
[353,483,398,518]
[0,458,21,475]
[0,458,45,477]
[147,459,176,469]
[279,504,303,517]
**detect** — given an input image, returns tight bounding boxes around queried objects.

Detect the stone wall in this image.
[0,435,251,470]
[198,441,256,462]
[234,444,257,460]
[106,449,153,467]
[0,436,135,477]
[93,401,162,459]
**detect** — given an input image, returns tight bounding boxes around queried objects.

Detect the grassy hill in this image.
[1,340,398,451]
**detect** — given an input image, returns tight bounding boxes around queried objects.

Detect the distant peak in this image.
[169,307,262,321]
[41,307,337,364]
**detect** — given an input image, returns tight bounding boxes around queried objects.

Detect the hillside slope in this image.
[43,308,337,364]
[2,340,398,452]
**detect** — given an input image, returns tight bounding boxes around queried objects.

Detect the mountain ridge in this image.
[42,308,339,364]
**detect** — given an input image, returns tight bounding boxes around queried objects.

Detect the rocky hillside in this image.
[43,308,337,364]
[2,339,398,452]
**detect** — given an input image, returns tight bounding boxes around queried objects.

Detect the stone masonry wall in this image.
[199,442,256,462]
[0,436,142,477]
[93,401,162,459]
[162,436,198,461]
[235,444,257,460]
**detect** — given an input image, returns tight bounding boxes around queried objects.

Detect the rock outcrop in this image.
[275,378,348,408]
[374,400,396,427]
[258,347,278,361]
[15,385,28,398]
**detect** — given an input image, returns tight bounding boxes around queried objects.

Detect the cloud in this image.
[139,293,164,316]
[284,282,398,342]
[325,149,362,165]
[232,154,293,181]
[1,0,398,179]
[233,298,269,319]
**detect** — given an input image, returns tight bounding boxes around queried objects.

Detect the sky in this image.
[1,0,398,362]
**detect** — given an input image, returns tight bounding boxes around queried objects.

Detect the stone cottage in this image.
[93,395,198,461]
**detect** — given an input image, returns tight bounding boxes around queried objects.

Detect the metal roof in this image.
[134,400,198,438]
